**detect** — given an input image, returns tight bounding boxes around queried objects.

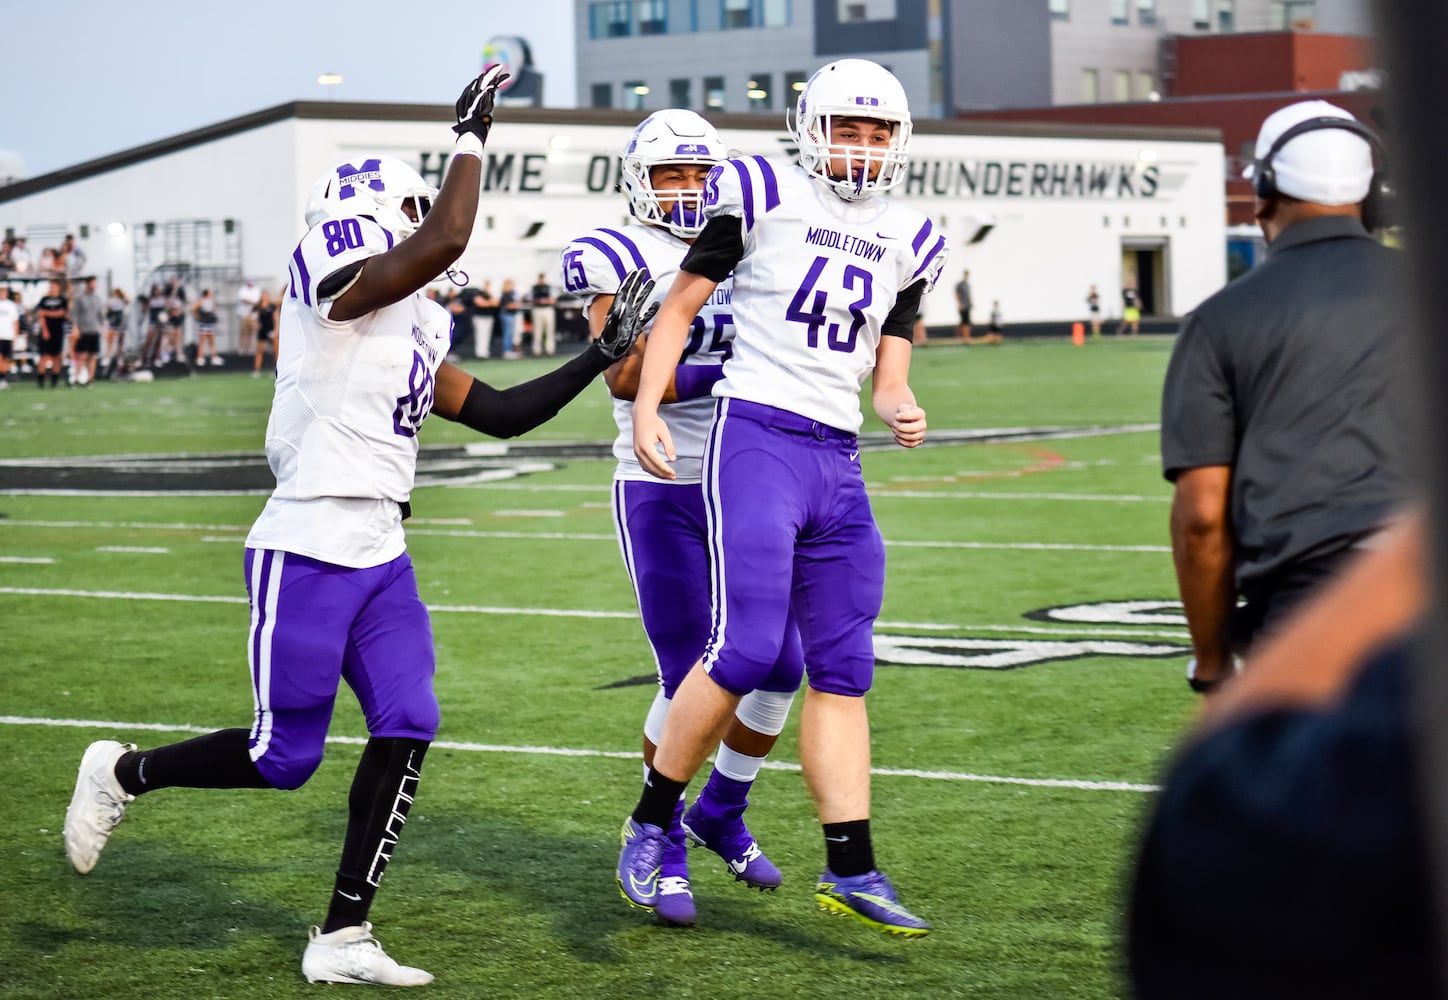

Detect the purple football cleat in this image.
[654,827,696,927]
[682,801,782,890]
[617,816,670,911]
[815,868,932,938]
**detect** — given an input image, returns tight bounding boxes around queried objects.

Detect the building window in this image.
[1049,0,1069,20]
[1081,68,1099,103]
[1216,0,1235,30]
[723,0,752,28]
[1110,0,1129,24]
[785,70,808,102]
[705,76,726,111]
[624,80,649,111]
[1191,0,1209,28]
[636,0,667,33]
[591,1,632,37]
[1137,0,1156,25]
[762,0,790,25]
[837,0,893,20]
[1136,70,1155,99]
[1271,0,1316,28]
[1113,69,1131,101]
[670,78,692,108]
[748,74,772,111]
[590,83,613,108]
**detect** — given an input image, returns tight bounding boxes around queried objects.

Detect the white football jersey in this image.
[245,215,451,568]
[560,222,735,483]
[703,156,949,433]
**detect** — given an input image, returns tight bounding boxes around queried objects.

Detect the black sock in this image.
[115,728,270,796]
[631,767,689,830]
[823,819,875,877]
[323,737,429,933]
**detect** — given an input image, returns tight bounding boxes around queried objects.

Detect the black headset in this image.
[1251,115,1390,229]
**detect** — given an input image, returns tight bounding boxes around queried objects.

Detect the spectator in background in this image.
[103,287,128,377]
[473,280,499,358]
[1118,281,1141,336]
[497,278,520,358]
[0,238,15,271]
[194,289,221,367]
[953,269,972,343]
[35,279,68,388]
[1159,100,1413,694]
[38,247,59,275]
[252,289,276,377]
[529,272,556,356]
[981,299,1004,345]
[0,287,17,388]
[237,279,261,356]
[70,276,104,386]
[1086,284,1102,338]
[11,238,31,273]
[163,279,187,368]
[60,233,86,275]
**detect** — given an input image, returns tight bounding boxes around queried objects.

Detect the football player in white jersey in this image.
[618,59,948,937]
[62,68,652,987]
[563,110,803,927]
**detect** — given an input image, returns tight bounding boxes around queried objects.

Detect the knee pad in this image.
[643,688,671,745]
[734,687,795,737]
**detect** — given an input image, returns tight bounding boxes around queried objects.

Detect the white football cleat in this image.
[64,740,136,875]
[302,923,434,987]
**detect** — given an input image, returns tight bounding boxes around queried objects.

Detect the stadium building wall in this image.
[0,104,1225,332]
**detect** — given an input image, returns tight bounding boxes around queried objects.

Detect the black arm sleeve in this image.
[453,346,608,439]
[881,280,925,341]
[679,216,745,281]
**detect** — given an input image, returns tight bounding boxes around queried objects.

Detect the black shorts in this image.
[76,332,101,354]
[958,310,971,325]
[257,328,274,342]
[39,333,63,356]
[0,341,11,359]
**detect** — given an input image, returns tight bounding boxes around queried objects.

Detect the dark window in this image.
[1111,0,1130,25]
[748,74,772,111]
[723,0,751,28]
[705,75,726,111]
[670,78,692,107]
[636,0,667,33]
[624,81,649,111]
[591,83,613,108]
[1050,0,1070,20]
[1137,0,1156,25]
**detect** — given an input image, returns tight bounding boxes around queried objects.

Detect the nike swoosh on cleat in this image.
[629,869,660,896]
[728,858,749,874]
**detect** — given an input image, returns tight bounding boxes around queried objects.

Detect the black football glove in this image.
[592,268,658,364]
[452,66,511,144]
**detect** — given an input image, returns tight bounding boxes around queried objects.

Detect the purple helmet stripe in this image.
[292,245,313,307]
[597,228,648,270]
[911,218,934,255]
[912,235,947,281]
[751,156,781,214]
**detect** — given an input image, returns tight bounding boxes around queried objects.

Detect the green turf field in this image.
[0,338,1195,999]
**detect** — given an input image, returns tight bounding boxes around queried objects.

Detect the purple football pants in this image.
[613,477,804,697]
[243,548,439,790]
[701,398,885,698]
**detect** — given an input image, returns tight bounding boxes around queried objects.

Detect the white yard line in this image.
[0,714,1159,793]
[0,585,1187,638]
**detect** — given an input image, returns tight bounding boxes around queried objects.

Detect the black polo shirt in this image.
[1160,215,1415,595]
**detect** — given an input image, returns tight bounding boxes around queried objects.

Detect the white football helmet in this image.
[620,109,726,238]
[789,59,912,201]
[304,156,437,239]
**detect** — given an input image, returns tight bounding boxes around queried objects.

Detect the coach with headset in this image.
[1160,99,1416,695]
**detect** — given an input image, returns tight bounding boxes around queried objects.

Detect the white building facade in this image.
[0,102,1225,346]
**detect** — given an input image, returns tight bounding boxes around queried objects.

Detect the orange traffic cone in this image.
[1071,322,1085,346]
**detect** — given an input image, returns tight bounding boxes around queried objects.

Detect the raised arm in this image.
[328,67,509,322]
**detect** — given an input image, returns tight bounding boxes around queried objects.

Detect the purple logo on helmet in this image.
[335,159,386,201]
[674,143,711,155]
[853,96,881,107]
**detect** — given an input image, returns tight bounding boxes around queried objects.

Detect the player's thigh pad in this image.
[613,479,712,696]
[244,548,363,788]
[699,409,808,694]
[791,459,886,697]
[340,553,439,740]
